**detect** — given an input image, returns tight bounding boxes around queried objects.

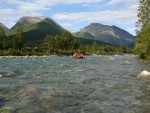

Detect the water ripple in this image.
[0,55,150,113]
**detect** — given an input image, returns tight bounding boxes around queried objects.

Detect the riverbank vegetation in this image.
[134,0,150,59]
[0,25,132,56]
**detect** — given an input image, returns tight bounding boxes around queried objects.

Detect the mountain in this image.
[7,16,64,43]
[74,23,136,47]
[0,23,9,32]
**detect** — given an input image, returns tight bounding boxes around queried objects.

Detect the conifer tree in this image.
[0,26,8,50]
[13,27,24,50]
[135,0,150,59]
[136,0,150,30]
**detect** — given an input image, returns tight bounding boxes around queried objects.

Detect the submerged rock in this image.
[122,61,132,65]
[19,87,38,95]
[137,70,150,79]
[0,72,9,78]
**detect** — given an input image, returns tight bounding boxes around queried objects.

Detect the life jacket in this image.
[73,54,78,58]
[79,54,84,57]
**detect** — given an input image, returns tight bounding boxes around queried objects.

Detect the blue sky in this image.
[0,0,139,35]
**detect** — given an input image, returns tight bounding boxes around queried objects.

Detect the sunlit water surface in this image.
[0,55,150,113]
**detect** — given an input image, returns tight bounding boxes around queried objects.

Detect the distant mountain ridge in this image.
[11,16,63,30]
[1,17,136,47]
[74,23,136,47]
[0,23,9,32]
[7,16,64,43]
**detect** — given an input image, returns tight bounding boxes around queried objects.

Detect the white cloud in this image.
[0,8,15,15]
[107,0,138,6]
[1,0,102,8]
[0,0,139,35]
[35,0,101,5]
[60,23,73,27]
[52,2,139,35]
[18,3,47,11]
[53,7,138,24]
[0,0,102,28]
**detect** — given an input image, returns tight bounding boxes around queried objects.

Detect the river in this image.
[0,55,150,113]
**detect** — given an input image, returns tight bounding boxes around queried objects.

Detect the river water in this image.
[0,55,150,113]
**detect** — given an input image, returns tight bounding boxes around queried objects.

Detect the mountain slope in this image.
[0,23,9,32]
[7,16,64,42]
[74,23,136,47]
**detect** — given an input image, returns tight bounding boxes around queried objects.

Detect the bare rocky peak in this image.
[83,23,107,30]
[88,23,104,27]
[19,16,49,25]
[0,23,9,32]
[0,23,5,27]
[81,23,116,37]
[74,23,136,47]
[81,23,134,38]
[16,16,62,28]
[11,16,63,30]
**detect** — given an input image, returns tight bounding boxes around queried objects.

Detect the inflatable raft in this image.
[72,53,85,59]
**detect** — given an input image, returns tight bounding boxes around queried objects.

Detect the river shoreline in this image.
[0,55,58,58]
[0,54,136,58]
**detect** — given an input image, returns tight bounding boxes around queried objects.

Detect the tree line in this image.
[0,25,130,56]
[0,26,24,51]
[0,26,80,55]
[79,42,131,55]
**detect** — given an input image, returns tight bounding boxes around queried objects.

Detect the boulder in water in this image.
[137,70,150,79]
